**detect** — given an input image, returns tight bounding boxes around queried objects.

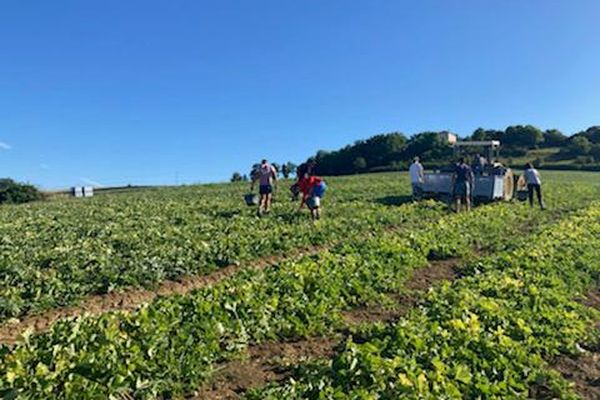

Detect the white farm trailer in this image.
[421,141,515,202]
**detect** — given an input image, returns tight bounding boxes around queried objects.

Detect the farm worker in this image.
[408,156,424,200]
[291,159,316,201]
[296,159,316,181]
[524,162,545,209]
[472,153,487,175]
[251,159,278,215]
[451,157,474,212]
[298,175,327,220]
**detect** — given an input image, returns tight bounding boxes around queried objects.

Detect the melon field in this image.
[0,171,599,399]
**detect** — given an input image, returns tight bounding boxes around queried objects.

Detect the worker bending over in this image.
[299,175,327,220]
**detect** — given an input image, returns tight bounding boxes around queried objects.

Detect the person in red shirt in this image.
[298,175,327,220]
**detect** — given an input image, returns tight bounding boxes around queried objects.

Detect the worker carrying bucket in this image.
[249,159,278,216]
[298,175,327,220]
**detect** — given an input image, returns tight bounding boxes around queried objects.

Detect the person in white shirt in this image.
[408,156,425,200]
[524,163,544,209]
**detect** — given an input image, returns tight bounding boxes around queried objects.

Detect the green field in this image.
[0,171,599,399]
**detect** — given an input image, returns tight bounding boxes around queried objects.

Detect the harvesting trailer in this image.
[421,140,516,202]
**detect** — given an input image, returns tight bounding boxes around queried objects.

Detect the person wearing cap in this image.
[408,156,424,200]
[251,159,277,215]
[524,162,545,209]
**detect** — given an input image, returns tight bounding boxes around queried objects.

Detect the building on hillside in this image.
[439,131,458,145]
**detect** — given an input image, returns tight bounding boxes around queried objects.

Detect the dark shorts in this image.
[259,185,272,195]
[411,183,422,197]
[453,181,470,198]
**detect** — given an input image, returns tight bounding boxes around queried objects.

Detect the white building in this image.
[439,132,458,145]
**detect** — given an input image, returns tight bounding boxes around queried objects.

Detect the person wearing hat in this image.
[251,159,277,215]
[408,156,424,200]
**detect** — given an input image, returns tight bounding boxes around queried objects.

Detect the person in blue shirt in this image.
[451,158,474,212]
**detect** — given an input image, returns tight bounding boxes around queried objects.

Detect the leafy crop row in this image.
[0,175,446,322]
[250,203,600,399]
[1,172,597,322]
[0,200,552,399]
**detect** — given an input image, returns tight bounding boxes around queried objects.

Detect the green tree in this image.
[352,156,367,172]
[573,126,600,144]
[590,145,600,161]
[403,131,452,161]
[230,172,243,182]
[542,129,567,147]
[0,179,43,204]
[469,128,503,141]
[504,125,544,148]
[249,163,261,181]
[471,128,487,141]
[569,136,592,155]
[281,162,297,179]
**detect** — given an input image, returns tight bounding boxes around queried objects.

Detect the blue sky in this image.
[1,0,599,188]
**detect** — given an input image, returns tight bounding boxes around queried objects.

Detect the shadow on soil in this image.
[374,195,414,207]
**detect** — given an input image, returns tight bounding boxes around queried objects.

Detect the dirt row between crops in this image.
[0,206,572,345]
[191,258,461,400]
[548,288,600,400]
[194,264,600,400]
[0,245,327,345]
[0,211,441,345]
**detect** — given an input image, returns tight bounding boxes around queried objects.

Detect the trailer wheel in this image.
[503,170,514,201]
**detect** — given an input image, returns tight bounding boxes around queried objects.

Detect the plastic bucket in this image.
[244,193,259,206]
[307,196,320,210]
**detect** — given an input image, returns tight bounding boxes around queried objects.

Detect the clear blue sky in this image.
[1,0,599,188]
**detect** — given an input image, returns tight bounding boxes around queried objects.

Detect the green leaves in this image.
[0,172,599,398]
[0,175,445,322]
[253,202,600,399]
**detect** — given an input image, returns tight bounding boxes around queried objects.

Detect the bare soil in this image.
[194,257,462,399]
[341,258,460,326]
[191,336,340,400]
[552,288,600,400]
[0,246,325,345]
[552,351,600,400]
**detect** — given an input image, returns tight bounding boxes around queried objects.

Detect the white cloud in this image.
[0,141,12,150]
[80,177,104,187]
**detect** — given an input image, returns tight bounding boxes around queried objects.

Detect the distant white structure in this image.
[71,186,94,198]
[439,132,458,145]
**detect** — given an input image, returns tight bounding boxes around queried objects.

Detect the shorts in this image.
[312,182,327,198]
[453,181,470,198]
[411,182,423,197]
[259,185,273,195]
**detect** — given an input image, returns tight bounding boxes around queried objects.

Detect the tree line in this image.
[231,161,298,182]
[299,125,600,176]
